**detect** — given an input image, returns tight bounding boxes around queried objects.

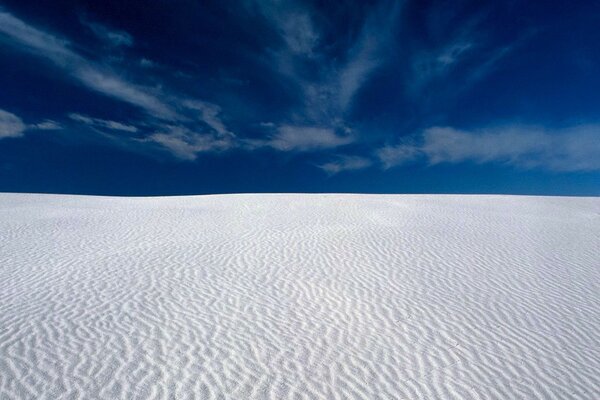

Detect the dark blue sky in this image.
[0,0,598,195]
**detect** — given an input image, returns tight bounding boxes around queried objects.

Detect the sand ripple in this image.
[0,194,598,399]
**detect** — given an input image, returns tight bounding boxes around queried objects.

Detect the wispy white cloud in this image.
[378,125,600,172]
[31,120,62,130]
[182,101,233,138]
[0,9,176,119]
[0,108,26,139]
[139,58,156,68]
[0,109,62,139]
[0,8,242,160]
[251,1,400,145]
[84,20,134,47]
[248,0,318,57]
[267,125,354,152]
[463,43,516,86]
[72,68,176,120]
[422,125,600,171]
[337,39,381,112]
[146,126,235,161]
[145,101,235,159]
[242,1,401,156]
[69,113,138,133]
[303,3,400,121]
[408,11,524,97]
[336,4,400,112]
[411,40,474,90]
[377,142,421,169]
[280,12,319,56]
[318,155,372,175]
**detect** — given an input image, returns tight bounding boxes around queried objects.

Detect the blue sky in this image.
[0,0,598,195]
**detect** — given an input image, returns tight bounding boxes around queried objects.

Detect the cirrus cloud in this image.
[69,113,138,133]
[267,125,355,152]
[0,109,26,139]
[378,124,600,172]
[318,155,372,175]
[0,109,63,139]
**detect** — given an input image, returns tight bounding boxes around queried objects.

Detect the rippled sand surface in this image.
[1,194,598,399]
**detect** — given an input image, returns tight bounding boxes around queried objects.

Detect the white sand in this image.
[0,193,598,399]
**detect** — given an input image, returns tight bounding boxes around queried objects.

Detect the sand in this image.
[0,193,598,399]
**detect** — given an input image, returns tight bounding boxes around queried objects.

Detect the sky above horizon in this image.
[0,0,599,196]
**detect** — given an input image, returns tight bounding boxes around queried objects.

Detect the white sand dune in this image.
[0,193,598,399]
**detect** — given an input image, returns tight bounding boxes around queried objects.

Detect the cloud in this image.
[303,3,400,121]
[0,109,62,138]
[0,109,26,139]
[267,125,354,152]
[72,68,176,119]
[84,20,133,47]
[2,4,389,162]
[145,101,233,158]
[407,11,524,97]
[0,8,241,160]
[336,4,400,112]
[280,12,318,56]
[31,120,62,130]
[411,40,474,89]
[378,125,600,172]
[0,9,176,119]
[463,43,516,86]
[422,126,600,171]
[251,0,400,141]
[147,126,235,161]
[337,40,381,112]
[69,113,138,133]
[318,155,372,175]
[377,142,421,169]
[139,58,156,68]
[248,0,318,57]
[182,101,232,137]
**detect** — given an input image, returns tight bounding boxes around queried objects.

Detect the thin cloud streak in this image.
[0,109,62,139]
[31,120,62,130]
[69,113,138,133]
[0,8,242,160]
[1,2,593,179]
[146,126,235,161]
[378,125,600,172]
[84,19,134,47]
[0,108,26,139]
[267,125,354,152]
[318,155,372,175]
[337,3,401,112]
[182,101,233,138]
[0,9,175,119]
[377,141,420,169]
[410,39,474,91]
[0,3,399,160]
[252,0,400,147]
